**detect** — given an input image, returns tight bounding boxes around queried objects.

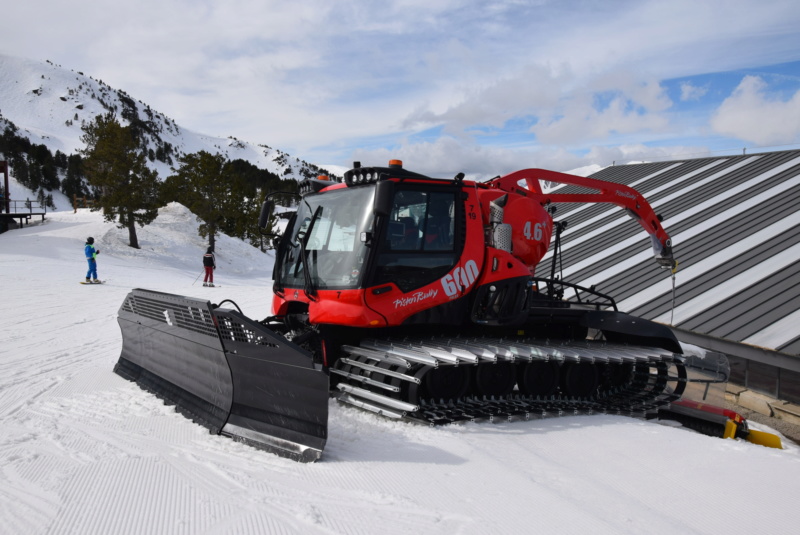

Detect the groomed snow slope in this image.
[1,207,800,535]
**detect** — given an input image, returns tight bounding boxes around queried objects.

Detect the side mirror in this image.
[373,180,394,217]
[258,200,274,229]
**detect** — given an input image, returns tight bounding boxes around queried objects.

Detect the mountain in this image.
[0,53,336,190]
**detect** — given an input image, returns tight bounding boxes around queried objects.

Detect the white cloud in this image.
[351,137,544,180]
[2,0,800,168]
[348,136,713,180]
[531,83,672,146]
[402,64,566,132]
[711,76,800,146]
[680,82,709,102]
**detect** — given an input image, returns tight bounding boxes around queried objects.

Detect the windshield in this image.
[275,186,375,290]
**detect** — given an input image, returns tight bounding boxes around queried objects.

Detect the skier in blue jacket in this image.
[85,237,100,283]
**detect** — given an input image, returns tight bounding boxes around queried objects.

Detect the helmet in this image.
[87,237,94,244]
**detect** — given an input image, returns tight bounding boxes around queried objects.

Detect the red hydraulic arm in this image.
[486,168,677,271]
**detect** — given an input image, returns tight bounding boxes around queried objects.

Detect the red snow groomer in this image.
[115,161,781,461]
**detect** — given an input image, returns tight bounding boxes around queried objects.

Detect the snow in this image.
[2,207,800,535]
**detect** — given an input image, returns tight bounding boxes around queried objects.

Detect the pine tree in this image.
[80,112,160,249]
[61,154,88,199]
[13,157,30,189]
[163,151,233,251]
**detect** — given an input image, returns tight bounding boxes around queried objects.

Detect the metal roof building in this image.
[541,149,800,403]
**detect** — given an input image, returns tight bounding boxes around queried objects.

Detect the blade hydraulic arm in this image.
[487,168,677,271]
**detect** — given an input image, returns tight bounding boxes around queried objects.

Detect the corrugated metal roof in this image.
[537,149,800,356]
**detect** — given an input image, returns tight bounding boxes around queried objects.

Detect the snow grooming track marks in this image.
[213,404,476,534]
[0,340,101,421]
[48,458,235,534]
[0,455,61,535]
[1,360,470,533]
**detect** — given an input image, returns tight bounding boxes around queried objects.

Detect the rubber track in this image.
[333,337,687,425]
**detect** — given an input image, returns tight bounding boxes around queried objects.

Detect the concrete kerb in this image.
[770,401,800,427]
[726,383,800,426]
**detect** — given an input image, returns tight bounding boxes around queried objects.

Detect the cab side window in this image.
[387,191,454,251]
[375,189,460,293]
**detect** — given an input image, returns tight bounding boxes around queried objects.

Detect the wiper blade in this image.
[297,205,323,300]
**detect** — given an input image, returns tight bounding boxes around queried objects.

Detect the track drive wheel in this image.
[517,361,560,396]
[600,362,634,393]
[474,362,516,397]
[561,362,599,398]
[423,365,471,401]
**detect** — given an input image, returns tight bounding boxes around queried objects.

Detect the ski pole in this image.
[192,271,203,286]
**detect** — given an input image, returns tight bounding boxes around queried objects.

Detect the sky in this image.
[3,0,800,176]
[1,194,799,534]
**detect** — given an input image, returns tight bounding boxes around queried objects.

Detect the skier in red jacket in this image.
[202,247,216,287]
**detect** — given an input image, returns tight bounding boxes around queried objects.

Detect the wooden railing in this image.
[73,195,96,212]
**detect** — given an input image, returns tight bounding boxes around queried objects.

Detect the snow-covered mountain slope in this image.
[1,207,799,534]
[0,54,330,181]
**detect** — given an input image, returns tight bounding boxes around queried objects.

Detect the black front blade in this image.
[214,308,328,462]
[115,289,328,462]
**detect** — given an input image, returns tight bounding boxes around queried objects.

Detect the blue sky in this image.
[3,0,800,176]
